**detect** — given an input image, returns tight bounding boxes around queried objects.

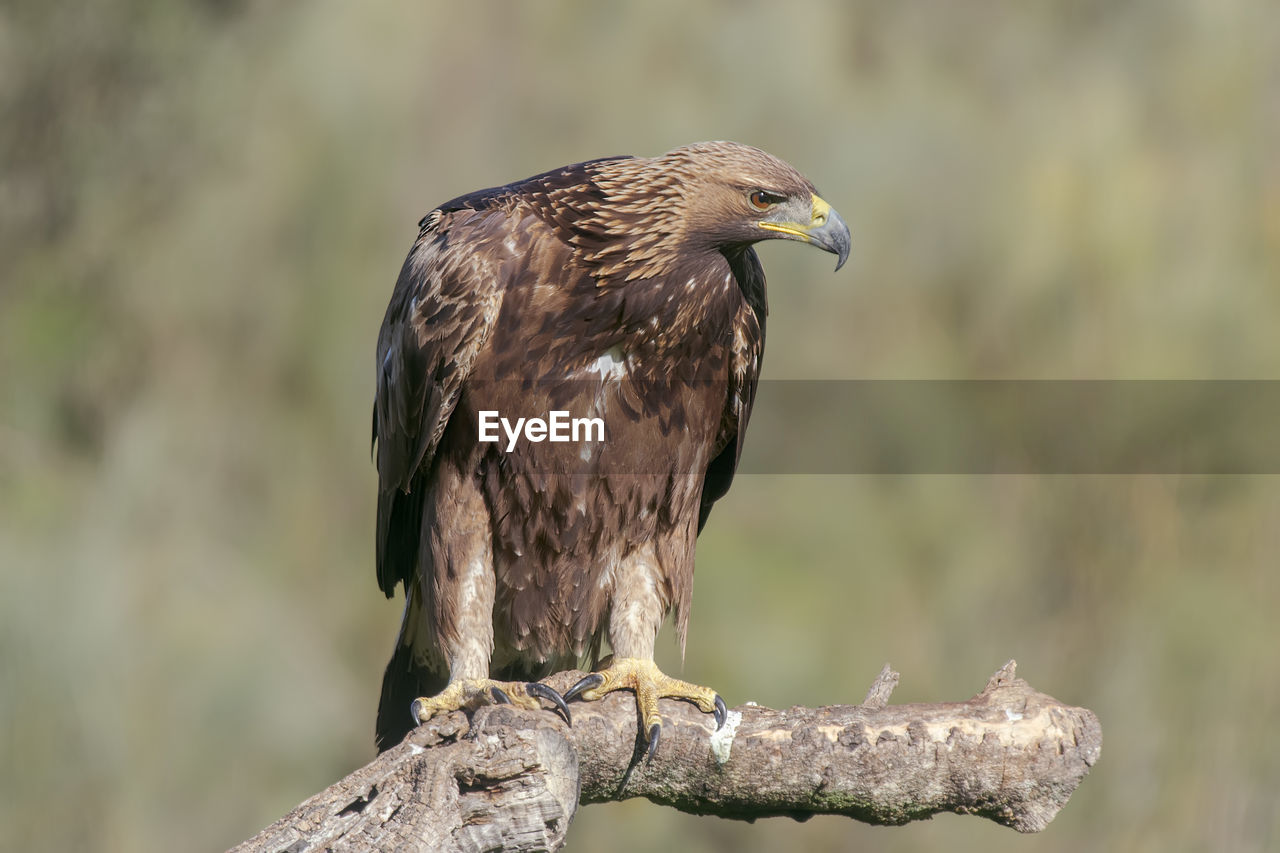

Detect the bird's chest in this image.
[489,263,745,381]
[602,268,743,373]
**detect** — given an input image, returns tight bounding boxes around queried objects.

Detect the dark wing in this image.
[435,155,631,215]
[373,209,506,597]
[698,247,767,533]
[373,156,634,598]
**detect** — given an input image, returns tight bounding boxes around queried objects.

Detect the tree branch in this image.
[232,661,1101,852]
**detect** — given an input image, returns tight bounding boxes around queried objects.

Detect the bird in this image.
[372,141,849,754]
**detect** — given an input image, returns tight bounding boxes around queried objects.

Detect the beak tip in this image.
[813,201,850,273]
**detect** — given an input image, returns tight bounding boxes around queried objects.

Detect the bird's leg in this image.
[409,474,569,728]
[409,585,571,726]
[564,545,726,757]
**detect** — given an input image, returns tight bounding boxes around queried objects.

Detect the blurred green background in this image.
[3,1,1278,851]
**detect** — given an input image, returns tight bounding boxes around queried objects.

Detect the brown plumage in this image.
[373,141,849,751]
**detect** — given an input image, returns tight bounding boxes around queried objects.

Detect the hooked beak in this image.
[758,193,851,271]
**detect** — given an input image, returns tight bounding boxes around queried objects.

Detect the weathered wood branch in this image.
[232,661,1100,853]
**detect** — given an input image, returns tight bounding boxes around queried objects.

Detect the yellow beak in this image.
[758,193,851,270]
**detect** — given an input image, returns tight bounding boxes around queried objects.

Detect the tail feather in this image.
[375,639,446,752]
[373,584,445,753]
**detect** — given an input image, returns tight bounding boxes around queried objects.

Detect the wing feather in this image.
[698,247,767,532]
[373,211,507,596]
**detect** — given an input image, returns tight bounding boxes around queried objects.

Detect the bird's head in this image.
[574,141,850,283]
[659,141,850,271]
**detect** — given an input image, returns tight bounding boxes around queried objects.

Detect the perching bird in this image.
[373,141,849,753]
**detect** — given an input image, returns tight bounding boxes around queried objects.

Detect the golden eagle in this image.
[373,141,849,753]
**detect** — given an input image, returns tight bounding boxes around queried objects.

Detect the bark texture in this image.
[232,661,1101,852]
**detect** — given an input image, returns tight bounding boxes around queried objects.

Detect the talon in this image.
[561,659,724,757]
[526,682,572,725]
[564,673,604,703]
[410,698,426,725]
[490,686,512,704]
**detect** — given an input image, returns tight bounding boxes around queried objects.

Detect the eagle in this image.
[373,141,849,753]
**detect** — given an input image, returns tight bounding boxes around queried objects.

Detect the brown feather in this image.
[372,142,821,749]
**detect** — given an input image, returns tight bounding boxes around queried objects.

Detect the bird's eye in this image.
[750,190,783,211]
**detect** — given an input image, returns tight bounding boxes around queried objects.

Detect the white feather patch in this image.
[585,345,628,379]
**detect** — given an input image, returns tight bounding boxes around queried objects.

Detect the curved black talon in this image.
[645,723,661,760]
[713,694,727,730]
[563,673,604,703]
[409,698,426,725]
[490,686,512,704]
[526,682,572,726]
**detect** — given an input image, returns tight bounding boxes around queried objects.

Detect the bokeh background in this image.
[3,1,1278,850]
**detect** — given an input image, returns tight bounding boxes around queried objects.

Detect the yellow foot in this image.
[564,657,727,758]
[410,679,570,728]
